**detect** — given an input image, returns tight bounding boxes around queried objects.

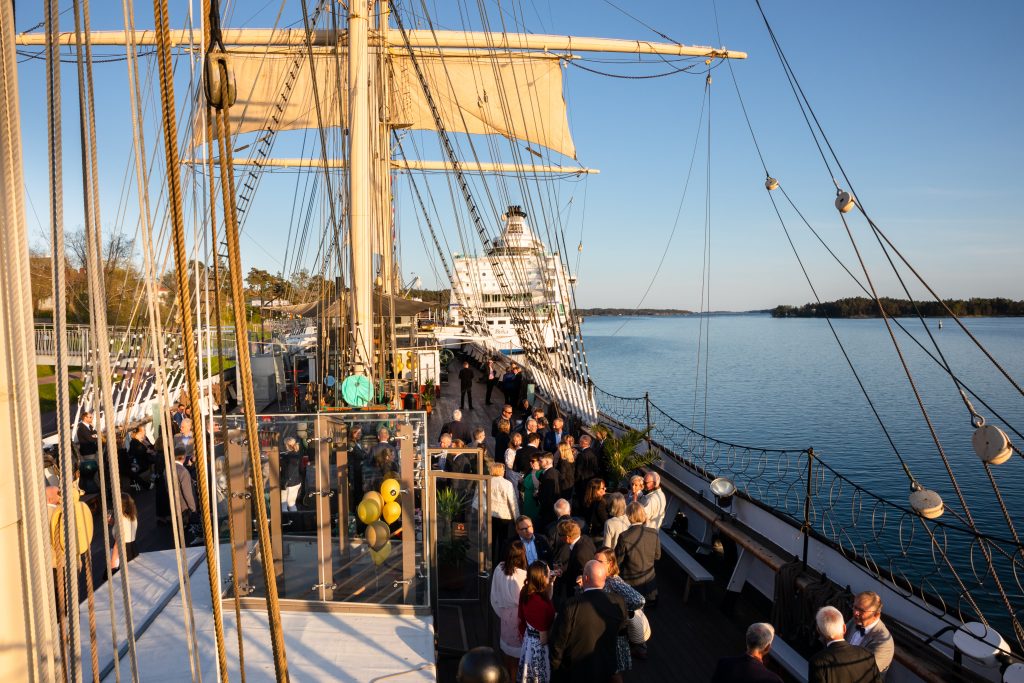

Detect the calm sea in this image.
[583,314,1024,619]
[584,314,1024,506]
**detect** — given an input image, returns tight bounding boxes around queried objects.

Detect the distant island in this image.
[771,297,1024,318]
[577,307,692,317]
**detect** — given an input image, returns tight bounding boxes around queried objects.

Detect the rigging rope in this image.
[208,27,292,680]
[151,0,232,679]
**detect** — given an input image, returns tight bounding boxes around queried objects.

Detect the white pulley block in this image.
[835,190,856,213]
[972,424,1013,465]
[954,622,1009,668]
[1003,662,1024,683]
[765,177,779,191]
[909,486,944,519]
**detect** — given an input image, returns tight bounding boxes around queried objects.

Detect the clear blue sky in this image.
[14,0,1024,310]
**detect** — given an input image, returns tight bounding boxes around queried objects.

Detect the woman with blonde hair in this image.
[603,493,630,552]
[555,442,575,502]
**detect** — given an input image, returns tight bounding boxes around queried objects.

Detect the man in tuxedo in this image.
[553,520,596,609]
[76,411,99,457]
[546,499,587,553]
[847,591,895,678]
[502,515,552,566]
[711,622,783,683]
[470,427,496,466]
[458,360,475,410]
[491,404,514,438]
[809,606,882,683]
[549,559,627,683]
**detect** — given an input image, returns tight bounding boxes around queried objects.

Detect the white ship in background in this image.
[440,205,575,354]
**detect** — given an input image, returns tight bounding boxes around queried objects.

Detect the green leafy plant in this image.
[436,487,469,566]
[422,378,436,408]
[595,424,658,482]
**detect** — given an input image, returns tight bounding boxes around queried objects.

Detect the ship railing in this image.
[593,384,1024,656]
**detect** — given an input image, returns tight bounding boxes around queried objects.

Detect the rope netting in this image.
[593,384,1024,651]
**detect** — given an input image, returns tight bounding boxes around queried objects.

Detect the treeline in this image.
[771,297,1024,318]
[577,308,693,317]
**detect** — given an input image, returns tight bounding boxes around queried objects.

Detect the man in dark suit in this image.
[458,360,475,410]
[809,606,882,683]
[550,559,627,683]
[614,502,661,601]
[545,499,588,553]
[76,411,99,457]
[553,520,596,609]
[502,515,552,566]
[542,417,566,452]
[712,622,783,683]
[513,433,542,474]
[537,453,561,529]
[491,404,514,438]
[439,409,473,445]
[573,435,600,498]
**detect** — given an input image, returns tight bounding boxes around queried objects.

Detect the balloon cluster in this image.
[356,478,402,565]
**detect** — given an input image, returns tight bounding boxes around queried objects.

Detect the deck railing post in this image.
[644,391,652,454]
[802,447,814,571]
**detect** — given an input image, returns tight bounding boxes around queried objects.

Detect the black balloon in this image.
[456,647,509,683]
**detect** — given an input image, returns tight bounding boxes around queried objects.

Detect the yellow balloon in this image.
[370,540,393,566]
[363,491,384,508]
[382,500,402,525]
[380,478,400,503]
[365,520,390,551]
[356,498,381,525]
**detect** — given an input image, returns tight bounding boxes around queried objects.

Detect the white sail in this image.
[200,50,576,158]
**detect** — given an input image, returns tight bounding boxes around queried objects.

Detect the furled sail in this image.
[202,50,576,158]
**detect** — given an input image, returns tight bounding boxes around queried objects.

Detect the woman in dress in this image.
[109,493,139,573]
[595,548,646,674]
[490,540,528,678]
[517,560,556,683]
[582,478,610,543]
[521,455,542,521]
[555,442,576,502]
[603,493,630,553]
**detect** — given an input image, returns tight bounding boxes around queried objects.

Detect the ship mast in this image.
[349,0,373,374]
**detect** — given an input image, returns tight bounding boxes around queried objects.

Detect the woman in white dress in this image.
[489,540,528,679]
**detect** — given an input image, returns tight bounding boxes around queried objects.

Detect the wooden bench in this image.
[659,530,713,602]
[768,635,809,683]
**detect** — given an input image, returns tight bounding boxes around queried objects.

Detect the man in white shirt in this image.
[847,591,895,678]
[641,471,667,529]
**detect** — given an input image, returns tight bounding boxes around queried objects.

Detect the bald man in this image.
[550,559,628,683]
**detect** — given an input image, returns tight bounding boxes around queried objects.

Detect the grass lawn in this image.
[38,378,85,413]
[204,357,237,375]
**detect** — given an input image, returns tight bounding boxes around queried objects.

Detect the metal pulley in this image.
[204,49,236,110]
[835,190,856,213]
[972,424,1014,465]
[765,177,779,191]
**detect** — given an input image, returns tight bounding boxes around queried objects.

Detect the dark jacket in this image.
[77,421,98,456]
[549,589,628,683]
[711,655,783,683]
[459,366,475,388]
[615,524,661,587]
[556,458,576,498]
[537,467,561,527]
[554,535,596,606]
[574,448,600,489]
[808,641,882,683]
[513,444,541,474]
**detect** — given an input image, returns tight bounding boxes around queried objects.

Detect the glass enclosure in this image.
[213,411,431,609]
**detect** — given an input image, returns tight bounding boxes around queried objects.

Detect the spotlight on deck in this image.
[710,477,737,509]
[954,622,1011,670]
[909,482,944,519]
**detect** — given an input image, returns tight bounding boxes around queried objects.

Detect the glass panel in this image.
[214,411,428,607]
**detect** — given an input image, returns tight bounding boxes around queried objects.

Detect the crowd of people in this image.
[431,392,667,683]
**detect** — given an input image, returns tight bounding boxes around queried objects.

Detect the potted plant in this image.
[435,486,470,590]
[595,424,658,488]
[422,379,436,415]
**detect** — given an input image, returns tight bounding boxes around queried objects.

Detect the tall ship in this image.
[1,1,1021,682]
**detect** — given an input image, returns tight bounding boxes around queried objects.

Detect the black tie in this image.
[858,627,866,636]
